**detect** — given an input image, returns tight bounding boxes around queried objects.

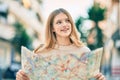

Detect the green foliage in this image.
[76,3,106,50]
[75,17,88,42]
[87,3,106,50]
[88,3,106,22]
[11,21,33,54]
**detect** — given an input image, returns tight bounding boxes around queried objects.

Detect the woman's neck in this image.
[56,37,72,46]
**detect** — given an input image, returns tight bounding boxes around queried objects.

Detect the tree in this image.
[11,21,33,54]
[88,3,106,50]
[76,3,106,50]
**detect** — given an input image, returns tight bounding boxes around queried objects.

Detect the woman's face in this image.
[52,13,72,38]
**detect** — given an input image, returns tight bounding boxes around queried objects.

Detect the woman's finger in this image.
[94,73,106,80]
[19,70,28,78]
[16,72,22,80]
[16,70,30,80]
[98,75,105,80]
[94,73,102,79]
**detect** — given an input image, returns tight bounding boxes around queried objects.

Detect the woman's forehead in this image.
[54,13,68,21]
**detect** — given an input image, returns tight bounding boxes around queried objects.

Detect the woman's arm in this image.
[16,69,30,80]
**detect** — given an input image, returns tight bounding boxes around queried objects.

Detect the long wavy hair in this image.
[34,8,84,53]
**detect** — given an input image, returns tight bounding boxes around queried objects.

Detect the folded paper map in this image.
[21,46,103,80]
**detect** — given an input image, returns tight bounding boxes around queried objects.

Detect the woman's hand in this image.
[16,69,30,80]
[94,72,106,80]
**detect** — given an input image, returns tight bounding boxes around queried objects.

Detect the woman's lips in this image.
[61,28,69,31]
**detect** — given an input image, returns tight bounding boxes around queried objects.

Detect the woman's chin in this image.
[61,34,71,37]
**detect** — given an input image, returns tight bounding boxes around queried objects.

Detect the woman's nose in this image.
[62,21,67,27]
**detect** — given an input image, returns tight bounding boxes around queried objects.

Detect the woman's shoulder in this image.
[78,46,91,53]
[34,48,51,54]
[33,44,53,54]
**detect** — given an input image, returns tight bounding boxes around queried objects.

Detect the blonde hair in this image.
[34,8,84,53]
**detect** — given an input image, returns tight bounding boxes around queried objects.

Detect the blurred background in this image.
[0,0,120,80]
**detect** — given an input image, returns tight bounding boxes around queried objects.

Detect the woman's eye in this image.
[56,21,62,24]
[66,19,70,23]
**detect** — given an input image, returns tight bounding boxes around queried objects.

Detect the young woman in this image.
[16,8,106,80]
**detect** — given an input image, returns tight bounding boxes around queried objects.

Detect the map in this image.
[21,46,103,80]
